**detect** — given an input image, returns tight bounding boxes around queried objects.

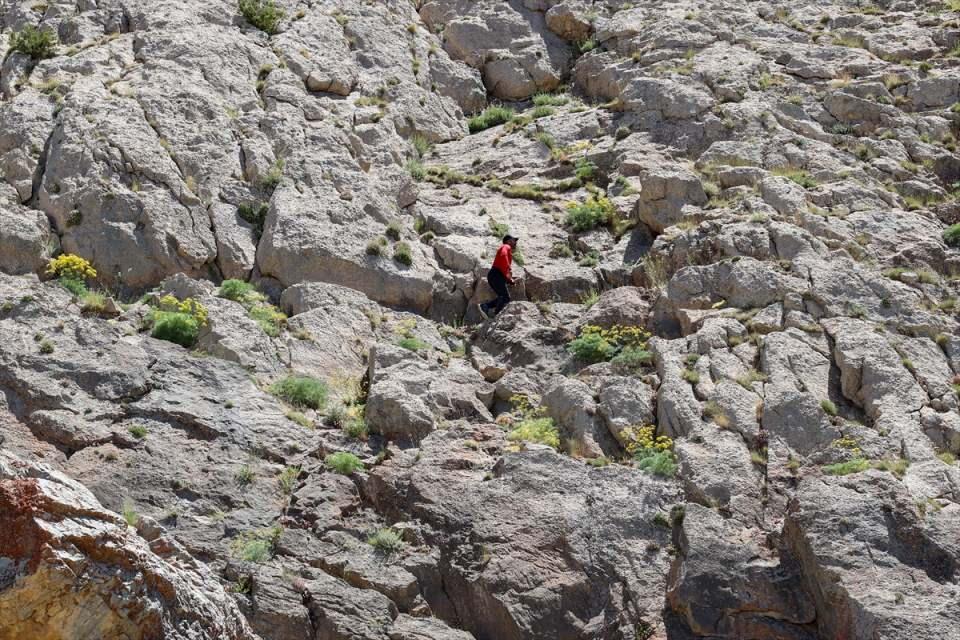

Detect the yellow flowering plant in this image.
[621,425,677,477]
[47,254,97,281]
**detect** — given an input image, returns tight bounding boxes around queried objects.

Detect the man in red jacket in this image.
[478,235,518,319]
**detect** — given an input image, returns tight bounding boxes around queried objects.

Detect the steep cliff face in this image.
[1,0,959,639]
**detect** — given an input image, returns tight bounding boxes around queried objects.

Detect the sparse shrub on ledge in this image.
[568,325,651,366]
[622,425,677,477]
[148,295,208,348]
[271,375,328,410]
[325,451,364,475]
[10,26,57,60]
[47,254,97,298]
[238,0,285,34]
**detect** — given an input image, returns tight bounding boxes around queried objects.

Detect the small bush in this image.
[503,183,547,201]
[393,241,413,266]
[703,400,730,428]
[230,526,282,563]
[574,158,597,182]
[944,223,960,247]
[549,242,574,258]
[271,375,328,410]
[623,426,677,477]
[533,92,568,107]
[235,464,255,486]
[565,196,615,231]
[611,347,652,370]
[468,105,515,133]
[682,369,700,384]
[368,528,404,554]
[238,202,269,237]
[507,417,560,449]
[386,220,403,241]
[238,0,285,34]
[580,289,600,309]
[530,105,555,119]
[568,331,616,363]
[397,336,429,351]
[736,369,768,389]
[823,458,871,475]
[60,278,87,297]
[39,339,54,354]
[325,451,364,475]
[122,499,139,527]
[772,167,818,189]
[128,425,148,439]
[219,279,261,304]
[406,158,426,181]
[278,465,300,495]
[367,237,388,256]
[10,26,57,60]
[411,134,431,158]
[344,416,369,439]
[47,254,96,281]
[80,291,108,314]
[249,303,287,336]
[151,311,201,347]
[286,410,313,428]
[821,399,838,416]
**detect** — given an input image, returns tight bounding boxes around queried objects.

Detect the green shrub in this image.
[128,425,148,439]
[238,0,285,34]
[406,158,426,181]
[530,105,555,119]
[550,242,574,258]
[574,158,597,182]
[468,105,515,133]
[235,464,255,485]
[397,336,429,351]
[325,451,364,475]
[533,92,568,107]
[286,410,312,428]
[368,528,404,553]
[625,426,677,477]
[60,277,88,297]
[503,183,547,201]
[249,303,287,336]
[238,201,269,237]
[635,450,678,477]
[580,289,600,309]
[393,241,413,265]
[271,375,328,410]
[411,134,431,158]
[79,291,107,314]
[39,339,54,355]
[151,311,200,347]
[10,26,57,60]
[682,368,700,384]
[344,416,369,439]
[366,237,388,256]
[122,499,139,527]
[278,465,300,495]
[821,399,838,416]
[230,526,282,562]
[565,196,615,231]
[219,279,261,303]
[611,347,652,370]
[507,417,560,449]
[944,223,960,247]
[568,331,616,363]
[386,220,403,241]
[823,458,871,475]
[772,167,818,189]
[575,38,597,55]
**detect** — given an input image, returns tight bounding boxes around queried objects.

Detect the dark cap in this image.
[503,234,518,243]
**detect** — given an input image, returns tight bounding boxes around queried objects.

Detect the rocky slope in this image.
[1,0,960,638]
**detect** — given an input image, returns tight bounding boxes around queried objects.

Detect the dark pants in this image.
[482,268,510,316]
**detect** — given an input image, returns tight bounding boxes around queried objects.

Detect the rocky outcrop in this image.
[0,450,257,640]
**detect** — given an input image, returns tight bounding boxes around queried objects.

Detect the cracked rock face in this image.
[2,0,960,638]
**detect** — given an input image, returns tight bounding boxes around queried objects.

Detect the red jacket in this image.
[492,244,513,280]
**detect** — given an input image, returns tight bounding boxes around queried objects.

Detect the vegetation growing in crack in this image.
[622,426,677,477]
[506,395,560,450]
[238,0,285,34]
[271,375,328,410]
[568,325,651,367]
[147,295,209,348]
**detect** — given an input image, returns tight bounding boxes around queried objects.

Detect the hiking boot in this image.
[477,303,489,320]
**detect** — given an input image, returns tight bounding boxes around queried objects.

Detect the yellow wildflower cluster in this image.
[621,425,673,457]
[509,394,546,420]
[157,294,209,326]
[831,436,861,455]
[46,254,97,281]
[580,324,650,350]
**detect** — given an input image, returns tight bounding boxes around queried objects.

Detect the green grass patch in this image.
[507,417,560,449]
[367,528,404,554]
[271,375,328,410]
[468,105,515,133]
[325,451,364,475]
[239,0,285,34]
